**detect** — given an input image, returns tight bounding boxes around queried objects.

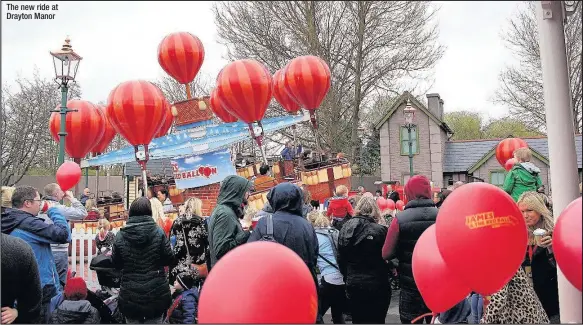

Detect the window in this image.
[400,126,419,155]
[490,170,506,187]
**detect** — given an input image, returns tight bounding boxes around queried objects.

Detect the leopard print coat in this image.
[481,267,549,324]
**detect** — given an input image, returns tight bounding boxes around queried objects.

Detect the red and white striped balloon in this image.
[158,32,205,85]
[283,56,331,110]
[273,69,300,115]
[495,138,528,167]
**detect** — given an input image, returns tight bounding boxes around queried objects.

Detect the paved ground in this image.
[322,289,401,324]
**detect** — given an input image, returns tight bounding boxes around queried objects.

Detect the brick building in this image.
[374,92,583,189]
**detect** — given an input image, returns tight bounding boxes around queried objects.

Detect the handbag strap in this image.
[266,215,274,237]
[181,228,192,258]
[165,293,183,323]
[318,253,340,270]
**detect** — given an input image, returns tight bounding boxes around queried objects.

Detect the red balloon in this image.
[504,158,517,172]
[376,197,388,210]
[283,56,331,110]
[91,105,117,155]
[436,183,528,295]
[386,199,396,211]
[155,101,173,138]
[495,138,528,167]
[198,242,317,323]
[49,100,105,159]
[216,59,273,124]
[413,225,472,312]
[273,69,300,115]
[396,200,405,211]
[553,197,582,291]
[106,80,167,146]
[209,88,238,123]
[56,161,82,191]
[158,32,205,84]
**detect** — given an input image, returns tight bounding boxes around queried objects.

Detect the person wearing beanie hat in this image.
[167,272,200,324]
[381,175,438,324]
[49,277,100,324]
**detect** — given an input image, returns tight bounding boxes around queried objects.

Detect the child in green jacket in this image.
[503,147,544,202]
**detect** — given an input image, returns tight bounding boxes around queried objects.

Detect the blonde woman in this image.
[150,198,171,237]
[95,218,114,254]
[503,147,544,202]
[517,191,559,322]
[311,213,346,324]
[168,197,208,285]
[337,196,390,324]
[1,186,15,208]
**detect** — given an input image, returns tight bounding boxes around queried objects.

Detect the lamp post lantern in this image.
[51,36,82,167]
[403,99,416,178]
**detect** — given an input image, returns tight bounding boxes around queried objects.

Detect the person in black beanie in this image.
[1,233,42,324]
[168,272,199,324]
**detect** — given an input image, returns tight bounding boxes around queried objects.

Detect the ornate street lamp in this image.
[403,99,417,178]
[51,36,82,166]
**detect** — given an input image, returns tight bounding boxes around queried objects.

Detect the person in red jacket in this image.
[326,185,354,231]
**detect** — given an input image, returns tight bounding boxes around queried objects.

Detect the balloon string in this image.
[411,312,436,324]
[185,83,192,100]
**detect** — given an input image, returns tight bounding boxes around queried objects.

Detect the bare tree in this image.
[495,1,582,133]
[153,73,213,103]
[212,1,444,159]
[1,69,82,185]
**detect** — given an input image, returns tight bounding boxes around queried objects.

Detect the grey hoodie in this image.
[520,162,541,174]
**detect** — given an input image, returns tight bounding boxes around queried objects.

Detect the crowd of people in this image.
[0,147,578,324]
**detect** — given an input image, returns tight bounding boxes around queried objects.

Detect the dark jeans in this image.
[53,250,69,285]
[347,283,391,324]
[469,293,483,324]
[317,278,346,324]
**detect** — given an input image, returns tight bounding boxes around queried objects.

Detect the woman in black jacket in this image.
[338,196,390,324]
[517,191,560,323]
[112,197,174,324]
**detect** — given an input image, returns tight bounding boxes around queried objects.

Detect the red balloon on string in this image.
[504,158,517,172]
[106,80,167,146]
[198,242,318,323]
[157,32,205,84]
[216,59,273,123]
[209,88,238,123]
[283,56,331,110]
[155,101,173,138]
[495,138,528,167]
[49,100,105,159]
[273,69,300,115]
[91,105,117,155]
[413,225,472,313]
[396,200,405,211]
[386,199,396,211]
[435,182,528,295]
[553,197,582,291]
[56,161,82,191]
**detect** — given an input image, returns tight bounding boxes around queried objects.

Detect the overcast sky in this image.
[2,1,524,121]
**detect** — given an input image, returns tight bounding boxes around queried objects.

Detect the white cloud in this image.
[184,155,202,164]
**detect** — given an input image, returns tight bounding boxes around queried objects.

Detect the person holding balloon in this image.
[502,147,544,202]
[338,196,391,324]
[516,191,560,323]
[381,175,437,324]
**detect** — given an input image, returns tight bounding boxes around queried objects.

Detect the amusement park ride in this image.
[76,31,353,213]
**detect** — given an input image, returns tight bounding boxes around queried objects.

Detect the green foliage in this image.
[444,111,544,141]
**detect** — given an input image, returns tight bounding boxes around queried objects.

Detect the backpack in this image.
[259,215,277,243]
[315,228,340,269]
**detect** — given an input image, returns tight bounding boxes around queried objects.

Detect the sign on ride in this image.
[171,149,237,189]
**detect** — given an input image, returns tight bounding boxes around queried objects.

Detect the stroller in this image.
[90,252,124,323]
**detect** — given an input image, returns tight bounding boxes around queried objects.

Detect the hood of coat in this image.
[53,300,94,323]
[216,175,252,208]
[267,183,303,216]
[120,215,160,247]
[518,162,541,174]
[1,208,35,234]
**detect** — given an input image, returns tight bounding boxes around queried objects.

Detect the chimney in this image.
[426,93,443,120]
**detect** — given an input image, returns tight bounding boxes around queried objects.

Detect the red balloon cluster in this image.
[395,200,405,211]
[553,197,582,291]
[158,32,205,85]
[495,138,528,166]
[209,88,238,123]
[49,100,105,159]
[377,197,395,211]
[215,59,273,124]
[106,80,168,147]
[504,158,517,172]
[55,161,82,191]
[91,105,117,155]
[273,69,300,115]
[198,242,318,323]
